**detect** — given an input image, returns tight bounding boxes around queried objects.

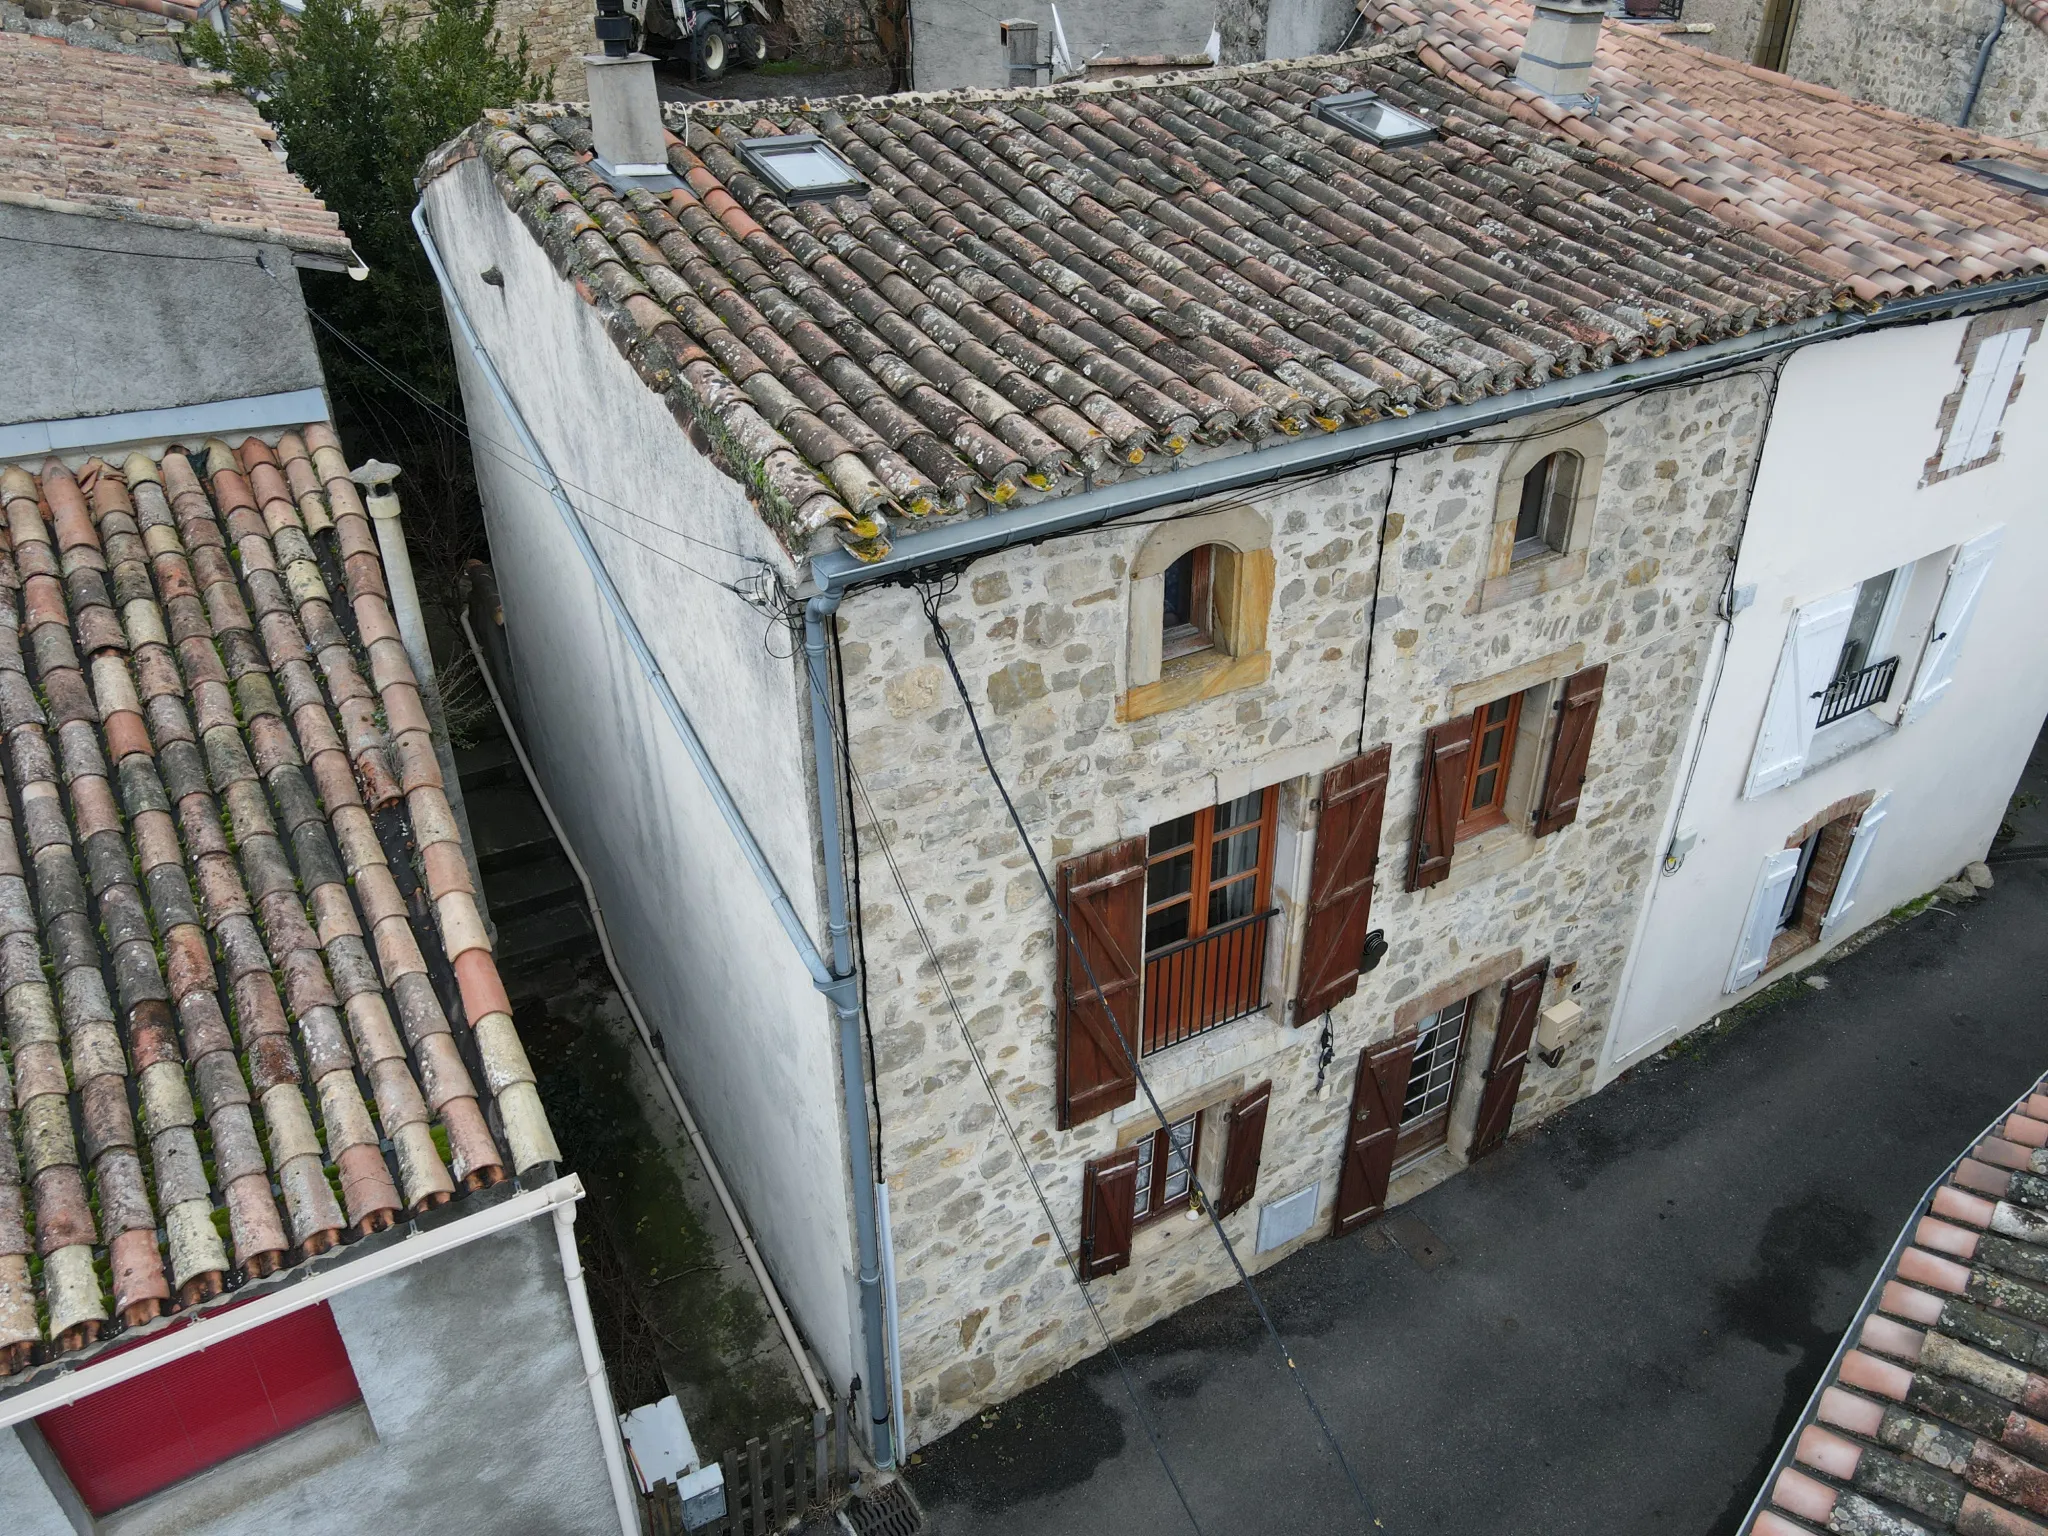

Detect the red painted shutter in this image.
[1470,960,1549,1161]
[1331,1036,1416,1235]
[1055,838,1146,1129]
[1293,745,1391,1024]
[1079,1145,1141,1279]
[1406,716,1474,890]
[1533,664,1607,837]
[1215,1080,1272,1218]
[38,1301,361,1515]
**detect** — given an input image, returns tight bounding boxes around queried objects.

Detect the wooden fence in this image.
[640,1408,850,1535]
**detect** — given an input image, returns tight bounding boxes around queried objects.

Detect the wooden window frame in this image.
[1142,789,1280,1051]
[1455,692,1523,841]
[1511,451,1578,565]
[1392,996,1471,1166]
[1160,546,1215,663]
[1131,1113,1202,1227]
[1143,789,1279,955]
[1122,508,1276,722]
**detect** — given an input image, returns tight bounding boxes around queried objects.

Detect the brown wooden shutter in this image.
[1470,960,1549,1161]
[1533,664,1607,837]
[1405,716,1474,891]
[1293,745,1391,1024]
[1078,1146,1140,1280]
[1055,838,1146,1129]
[1215,1080,1272,1218]
[1331,1036,1416,1235]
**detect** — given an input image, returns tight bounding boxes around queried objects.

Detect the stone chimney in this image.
[586,0,669,179]
[1515,0,1606,104]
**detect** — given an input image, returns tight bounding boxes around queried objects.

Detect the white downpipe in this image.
[553,1198,644,1536]
[876,1182,908,1458]
[460,608,831,1415]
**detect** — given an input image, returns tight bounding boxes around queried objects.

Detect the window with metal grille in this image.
[1132,1114,1200,1225]
[1394,996,1470,1165]
[1143,789,1277,1052]
[36,1302,364,1516]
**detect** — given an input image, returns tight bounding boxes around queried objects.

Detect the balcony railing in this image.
[1142,908,1275,1055]
[1814,654,1899,727]
[1619,0,1683,18]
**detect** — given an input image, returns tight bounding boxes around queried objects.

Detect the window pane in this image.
[1133,1137,1155,1218]
[1149,812,1196,854]
[1147,850,1193,905]
[1837,569,1896,679]
[1467,766,1498,809]
[1400,997,1469,1125]
[1515,460,1549,543]
[1208,877,1257,927]
[1543,453,1579,547]
[1209,826,1262,883]
[1477,727,1506,770]
[1146,903,1189,952]
[1161,1118,1196,1204]
[1213,790,1264,833]
[1163,551,1196,629]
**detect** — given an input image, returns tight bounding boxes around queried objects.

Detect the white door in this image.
[1745,588,1856,798]
[1727,846,1803,993]
[1905,528,2002,722]
[1822,792,1890,935]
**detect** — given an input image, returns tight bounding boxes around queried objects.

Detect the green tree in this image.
[192,0,548,622]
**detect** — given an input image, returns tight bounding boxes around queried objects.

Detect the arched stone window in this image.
[1479,417,1607,611]
[1123,508,1274,722]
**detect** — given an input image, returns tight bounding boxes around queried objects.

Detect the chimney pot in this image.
[1516,0,1606,104]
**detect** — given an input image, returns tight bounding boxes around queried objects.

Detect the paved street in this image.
[909,740,2048,1536]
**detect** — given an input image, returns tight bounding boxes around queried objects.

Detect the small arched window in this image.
[1513,451,1580,563]
[1161,546,1216,661]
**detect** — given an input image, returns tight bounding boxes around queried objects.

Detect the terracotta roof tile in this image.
[1742,1070,2048,1536]
[0,32,352,260]
[0,430,556,1388]
[427,39,1846,562]
[1362,1,2048,300]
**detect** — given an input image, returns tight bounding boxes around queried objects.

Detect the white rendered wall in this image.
[423,162,863,1391]
[1606,310,2048,1075]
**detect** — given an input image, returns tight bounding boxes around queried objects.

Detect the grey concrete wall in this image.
[0,205,326,429]
[0,1218,614,1534]
[910,0,1216,90]
[1969,12,2048,143]
[1675,0,1768,62]
[423,160,865,1395]
[1261,0,1361,59]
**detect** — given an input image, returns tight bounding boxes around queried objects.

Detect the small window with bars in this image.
[1394,996,1470,1165]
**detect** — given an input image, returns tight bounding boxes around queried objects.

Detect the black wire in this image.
[0,229,268,264]
[829,612,887,1187]
[919,582,1384,1532]
[793,634,1207,1535]
[1354,453,1402,758]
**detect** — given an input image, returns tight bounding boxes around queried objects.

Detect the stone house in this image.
[417,7,2048,1465]
[0,35,629,1534]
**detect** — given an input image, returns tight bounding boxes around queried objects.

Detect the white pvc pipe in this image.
[459,608,830,1414]
[554,1198,644,1536]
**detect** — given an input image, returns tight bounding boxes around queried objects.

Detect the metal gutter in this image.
[0,387,332,461]
[0,1176,586,1430]
[554,1196,650,1535]
[412,201,896,1469]
[810,274,2048,596]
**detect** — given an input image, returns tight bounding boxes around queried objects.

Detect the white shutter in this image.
[1744,588,1856,798]
[1727,846,1803,993]
[1905,526,2003,723]
[1941,329,2030,472]
[1822,792,1890,935]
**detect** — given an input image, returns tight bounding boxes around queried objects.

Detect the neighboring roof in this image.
[1746,1068,2048,1536]
[1361,0,2048,304]
[0,429,557,1389]
[427,41,1848,562]
[0,31,352,261]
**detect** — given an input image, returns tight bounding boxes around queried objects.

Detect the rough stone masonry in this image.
[834,370,1769,1447]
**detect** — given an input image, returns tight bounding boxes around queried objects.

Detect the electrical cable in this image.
[1353,453,1402,758]
[828,613,888,1187]
[0,229,268,264]
[791,632,1208,1535]
[919,580,1385,1532]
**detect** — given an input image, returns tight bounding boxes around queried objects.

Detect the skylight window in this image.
[737,135,866,201]
[1311,90,1437,148]
[1959,158,2048,198]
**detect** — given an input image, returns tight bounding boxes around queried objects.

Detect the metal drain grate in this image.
[841,1477,926,1536]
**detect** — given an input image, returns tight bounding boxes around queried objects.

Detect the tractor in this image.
[624,0,772,79]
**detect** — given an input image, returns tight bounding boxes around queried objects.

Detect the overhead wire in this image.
[791,612,1208,1535]
[918,577,1385,1531]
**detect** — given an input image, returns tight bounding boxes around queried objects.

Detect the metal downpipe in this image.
[412,200,895,1468]
[804,593,896,1471]
[1959,0,2006,127]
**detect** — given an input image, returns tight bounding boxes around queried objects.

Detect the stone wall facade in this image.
[834,371,1771,1447]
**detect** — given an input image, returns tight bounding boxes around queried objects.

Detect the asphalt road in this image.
[908,740,2048,1536]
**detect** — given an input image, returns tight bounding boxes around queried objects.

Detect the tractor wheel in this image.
[734,22,768,68]
[693,17,729,79]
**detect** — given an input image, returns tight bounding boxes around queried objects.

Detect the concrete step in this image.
[454,734,522,792]
[494,899,600,974]
[485,851,584,922]
[466,781,556,875]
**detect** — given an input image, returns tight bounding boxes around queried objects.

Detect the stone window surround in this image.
[1119,505,1275,722]
[1763,789,1877,972]
[1424,644,1587,898]
[1921,304,2044,488]
[1474,414,1609,613]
